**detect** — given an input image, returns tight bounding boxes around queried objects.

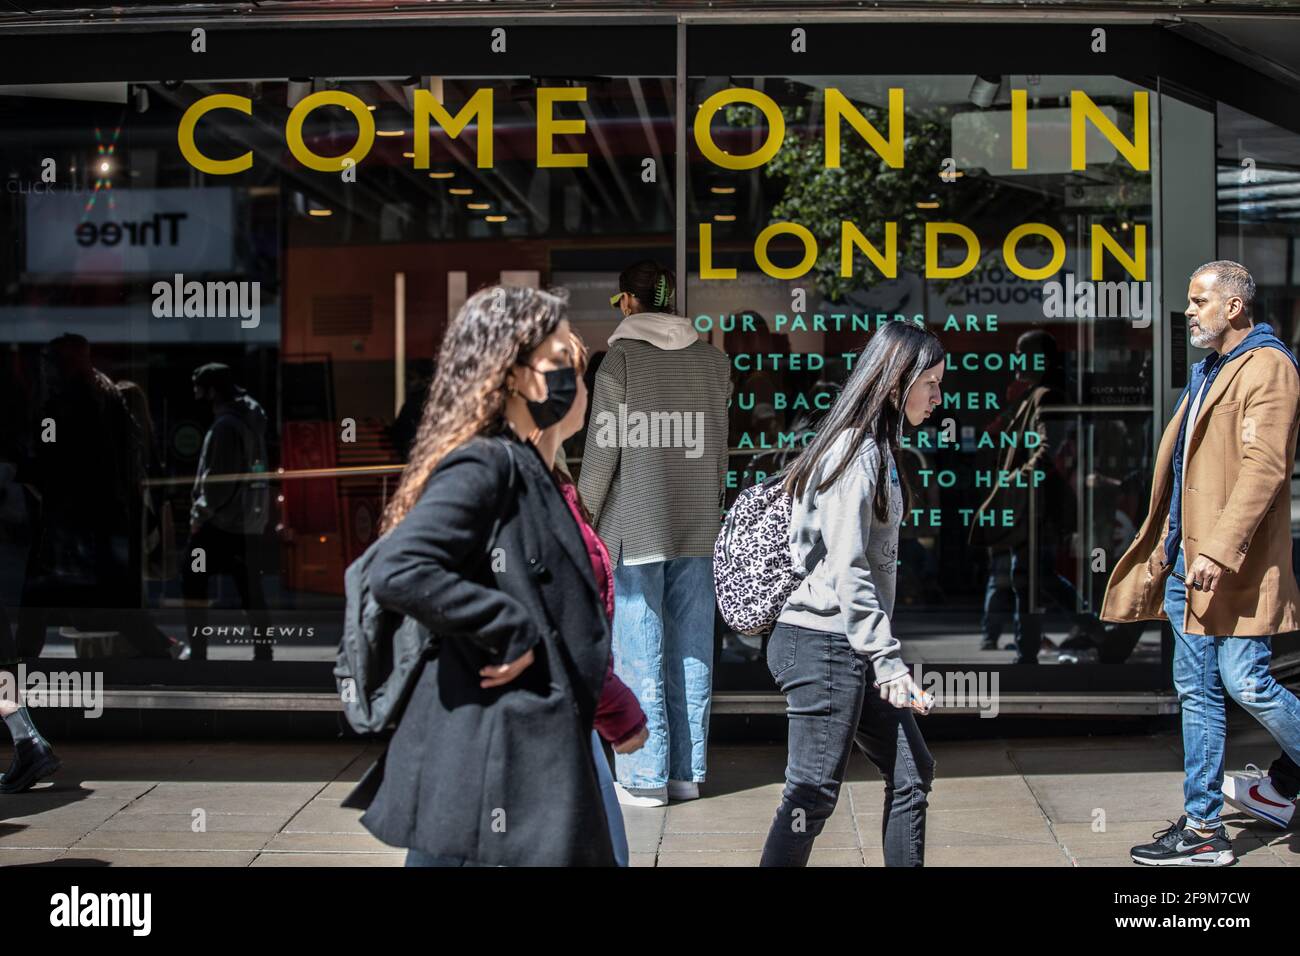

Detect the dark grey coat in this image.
[356,430,615,866]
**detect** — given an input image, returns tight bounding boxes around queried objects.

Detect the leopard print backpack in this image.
[712,473,804,636]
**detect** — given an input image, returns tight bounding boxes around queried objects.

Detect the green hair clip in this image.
[653,273,670,308]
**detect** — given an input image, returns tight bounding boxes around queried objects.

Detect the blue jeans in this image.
[1166,548,1300,829]
[591,730,629,866]
[760,623,934,867]
[611,556,714,789]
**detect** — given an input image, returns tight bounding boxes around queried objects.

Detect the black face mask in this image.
[518,363,578,430]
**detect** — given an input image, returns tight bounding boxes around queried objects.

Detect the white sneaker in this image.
[1223,763,1294,829]
[614,782,667,808]
[667,780,700,801]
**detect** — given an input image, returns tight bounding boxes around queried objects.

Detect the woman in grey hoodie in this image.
[761,320,946,867]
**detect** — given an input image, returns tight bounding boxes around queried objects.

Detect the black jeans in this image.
[760,622,934,867]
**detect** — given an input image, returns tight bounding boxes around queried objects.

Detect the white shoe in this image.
[668,780,700,801]
[614,782,667,808]
[1223,763,1294,829]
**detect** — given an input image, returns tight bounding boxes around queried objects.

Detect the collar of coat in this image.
[1185,322,1298,400]
[502,431,604,607]
[1172,321,1299,464]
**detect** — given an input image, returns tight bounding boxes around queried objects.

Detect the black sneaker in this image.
[1130,816,1235,866]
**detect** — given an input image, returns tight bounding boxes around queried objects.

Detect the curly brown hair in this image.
[380,285,568,534]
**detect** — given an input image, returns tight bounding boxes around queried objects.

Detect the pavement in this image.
[0,716,1296,867]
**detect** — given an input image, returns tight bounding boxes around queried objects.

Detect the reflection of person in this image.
[535,329,649,867]
[578,261,730,807]
[968,330,1097,664]
[895,444,942,607]
[1109,261,1300,866]
[184,363,271,661]
[360,286,616,866]
[0,400,60,792]
[117,381,183,658]
[390,359,435,462]
[20,334,171,659]
[978,376,1029,651]
[761,321,944,868]
[725,310,787,447]
[1071,419,1147,664]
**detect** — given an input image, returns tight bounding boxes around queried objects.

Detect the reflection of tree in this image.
[725,92,1153,303]
[725,95,1010,303]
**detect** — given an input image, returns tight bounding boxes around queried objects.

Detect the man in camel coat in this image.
[1100,260,1300,866]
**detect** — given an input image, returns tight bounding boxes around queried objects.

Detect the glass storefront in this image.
[1,14,1296,706]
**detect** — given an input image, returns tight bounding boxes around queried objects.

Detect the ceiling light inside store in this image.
[428,170,454,179]
[916,201,939,209]
[713,213,736,222]
[710,185,736,194]
[449,187,473,195]
[376,129,405,137]
[467,202,490,210]
[309,208,333,217]
[485,215,508,223]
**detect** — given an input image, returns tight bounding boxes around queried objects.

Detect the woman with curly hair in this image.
[359,285,617,866]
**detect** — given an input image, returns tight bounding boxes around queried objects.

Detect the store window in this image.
[686,71,1160,683]
[6,19,1272,698]
[0,65,675,668]
[1216,101,1300,570]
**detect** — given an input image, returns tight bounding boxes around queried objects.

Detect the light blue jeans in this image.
[592,730,629,866]
[612,556,714,790]
[1167,547,1300,829]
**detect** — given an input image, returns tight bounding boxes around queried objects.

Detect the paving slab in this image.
[73,829,272,852]
[263,831,397,853]
[0,737,1295,867]
[52,850,259,866]
[250,851,404,866]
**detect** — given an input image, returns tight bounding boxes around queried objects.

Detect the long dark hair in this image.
[380,285,567,534]
[783,322,945,522]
